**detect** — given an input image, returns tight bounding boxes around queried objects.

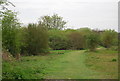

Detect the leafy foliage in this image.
[2,61,45,79]
[68,31,85,50]
[0,0,15,18]
[101,30,118,48]
[2,9,118,55]
[86,32,100,51]
[2,10,21,56]
[49,29,69,50]
[39,14,67,30]
[21,23,49,55]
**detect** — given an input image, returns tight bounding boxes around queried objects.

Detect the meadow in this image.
[1,1,119,79]
[2,48,118,79]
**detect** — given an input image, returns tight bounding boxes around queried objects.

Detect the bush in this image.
[86,32,100,51]
[101,30,118,48]
[112,58,117,62]
[2,61,45,79]
[19,23,49,56]
[67,31,85,50]
[2,10,21,57]
[49,29,69,50]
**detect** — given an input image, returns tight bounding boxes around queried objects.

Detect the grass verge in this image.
[84,49,118,79]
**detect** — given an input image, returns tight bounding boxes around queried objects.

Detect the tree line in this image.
[2,9,118,57]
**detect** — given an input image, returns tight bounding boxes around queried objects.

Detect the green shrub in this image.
[112,59,117,62]
[21,23,49,55]
[67,31,85,50]
[2,61,45,79]
[2,10,21,57]
[101,30,118,48]
[86,32,100,51]
[49,29,69,50]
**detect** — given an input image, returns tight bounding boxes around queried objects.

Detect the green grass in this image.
[84,49,118,79]
[2,49,118,79]
[43,50,102,79]
[2,50,71,79]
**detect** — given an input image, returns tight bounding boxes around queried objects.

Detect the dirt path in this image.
[44,50,104,79]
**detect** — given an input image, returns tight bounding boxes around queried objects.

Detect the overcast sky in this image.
[9,0,119,31]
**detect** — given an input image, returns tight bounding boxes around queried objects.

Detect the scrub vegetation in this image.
[1,0,118,79]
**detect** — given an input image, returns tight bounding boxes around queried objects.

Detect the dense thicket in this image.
[101,30,118,48]
[21,23,49,55]
[48,28,118,51]
[2,10,21,57]
[86,32,100,51]
[2,11,49,56]
[67,31,85,50]
[2,11,118,56]
[48,29,69,50]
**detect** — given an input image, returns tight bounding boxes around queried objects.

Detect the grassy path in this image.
[3,50,117,79]
[44,50,105,79]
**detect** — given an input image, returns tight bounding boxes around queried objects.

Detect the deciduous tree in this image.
[39,14,67,30]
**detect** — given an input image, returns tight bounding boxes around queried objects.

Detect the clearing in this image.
[3,49,118,79]
[43,50,118,79]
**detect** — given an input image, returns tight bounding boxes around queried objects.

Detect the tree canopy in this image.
[39,14,67,30]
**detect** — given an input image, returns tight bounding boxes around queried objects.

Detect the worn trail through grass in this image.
[44,50,105,79]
